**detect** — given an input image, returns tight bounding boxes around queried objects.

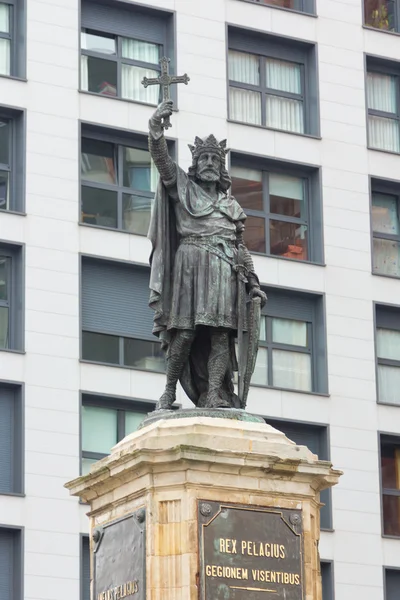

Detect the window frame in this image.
[379,432,400,538]
[80,392,156,474]
[0,242,24,352]
[80,26,162,104]
[80,127,156,234]
[236,0,316,15]
[80,533,90,600]
[0,382,24,496]
[366,56,400,155]
[230,156,316,261]
[384,566,400,600]
[0,1,13,76]
[0,524,24,600]
[227,26,320,137]
[0,107,25,213]
[370,178,400,279]
[0,0,26,80]
[320,560,335,600]
[374,303,400,405]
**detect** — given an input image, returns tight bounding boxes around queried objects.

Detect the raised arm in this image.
[148,100,177,193]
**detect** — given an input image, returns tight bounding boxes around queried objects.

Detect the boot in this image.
[206,331,231,409]
[156,330,194,410]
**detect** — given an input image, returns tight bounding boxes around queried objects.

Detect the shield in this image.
[238,296,262,409]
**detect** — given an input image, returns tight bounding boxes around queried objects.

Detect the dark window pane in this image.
[81,138,116,184]
[0,171,9,210]
[124,338,165,372]
[252,0,300,7]
[244,216,266,253]
[269,173,305,219]
[81,186,118,229]
[82,55,117,96]
[0,256,8,301]
[381,442,400,489]
[231,166,263,211]
[270,220,308,260]
[364,0,395,30]
[81,31,116,55]
[123,194,152,235]
[82,331,120,364]
[0,306,9,348]
[0,120,10,165]
[386,569,400,599]
[122,147,153,191]
[383,494,400,536]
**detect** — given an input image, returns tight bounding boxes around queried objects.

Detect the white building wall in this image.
[0,0,399,598]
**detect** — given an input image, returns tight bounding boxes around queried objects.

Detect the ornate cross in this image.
[142,57,190,129]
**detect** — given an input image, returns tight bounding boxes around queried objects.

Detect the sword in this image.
[236,244,247,406]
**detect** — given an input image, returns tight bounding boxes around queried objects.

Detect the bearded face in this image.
[196,151,221,183]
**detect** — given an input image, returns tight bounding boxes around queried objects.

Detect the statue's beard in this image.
[197,169,220,183]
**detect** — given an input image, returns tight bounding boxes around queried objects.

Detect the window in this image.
[371,180,400,277]
[0,0,25,78]
[380,434,400,536]
[321,561,334,600]
[228,27,319,135]
[0,243,23,351]
[267,419,332,529]
[364,0,398,32]
[81,535,90,600]
[366,57,400,153]
[81,257,165,372]
[81,393,153,474]
[0,108,25,212]
[80,0,174,104]
[375,305,400,405]
[385,567,400,600]
[0,526,23,600]
[231,156,323,262]
[252,288,327,394]
[241,0,315,13]
[80,124,169,235]
[0,384,23,494]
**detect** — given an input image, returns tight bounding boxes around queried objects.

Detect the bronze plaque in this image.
[93,508,145,600]
[198,501,304,599]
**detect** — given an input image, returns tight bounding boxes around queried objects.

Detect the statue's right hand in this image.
[152,100,174,123]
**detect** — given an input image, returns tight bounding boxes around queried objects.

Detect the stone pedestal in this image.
[66,412,341,600]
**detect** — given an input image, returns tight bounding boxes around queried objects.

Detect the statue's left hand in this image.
[249,287,267,308]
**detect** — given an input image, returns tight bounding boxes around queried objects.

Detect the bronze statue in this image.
[147,99,266,411]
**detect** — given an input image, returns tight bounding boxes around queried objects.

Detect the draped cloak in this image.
[148,165,246,406]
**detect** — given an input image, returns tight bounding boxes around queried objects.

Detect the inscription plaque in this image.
[199,501,304,599]
[93,508,145,600]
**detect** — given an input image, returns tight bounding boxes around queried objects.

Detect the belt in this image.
[180,236,248,281]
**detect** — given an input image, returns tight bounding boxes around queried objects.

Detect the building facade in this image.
[1,0,400,598]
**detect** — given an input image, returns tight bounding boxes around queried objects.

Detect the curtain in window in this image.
[229,88,262,125]
[0,306,8,348]
[273,349,311,391]
[229,50,260,85]
[272,318,307,346]
[0,3,8,32]
[121,38,159,64]
[266,95,304,133]
[377,328,400,360]
[81,54,89,91]
[121,65,159,104]
[252,347,268,386]
[0,38,10,76]
[266,58,301,94]
[378,365,400,404]
[367,73,399,152]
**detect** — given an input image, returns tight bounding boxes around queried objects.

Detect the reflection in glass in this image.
[364,0,395,31]
[81,55,117,96]
[378,364,400,405]
[82,405,117,454]
[382,494,400,536]
[272,349,311,391]
[269,173,304,218]
[121,65,159,103]
[0,120,9,165]
[123,147,153,191]
[381,442,400,489]
[81,138,116,184]
[82,331,120,364]
[124,338,165,372]
[0,256,8,300]
[0,170,9,210]
[272,318,307,346]
[123,194,152,236]
[81,186,118,229]
[231,166,263,211]
[81,31,116,54]
[253,0,299,7]
[270,220,308,260]
[229,87,262,126]
[372,193,399,235]
[0,305,9,348]
[373,238,400,277]
[244,215,266,253]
